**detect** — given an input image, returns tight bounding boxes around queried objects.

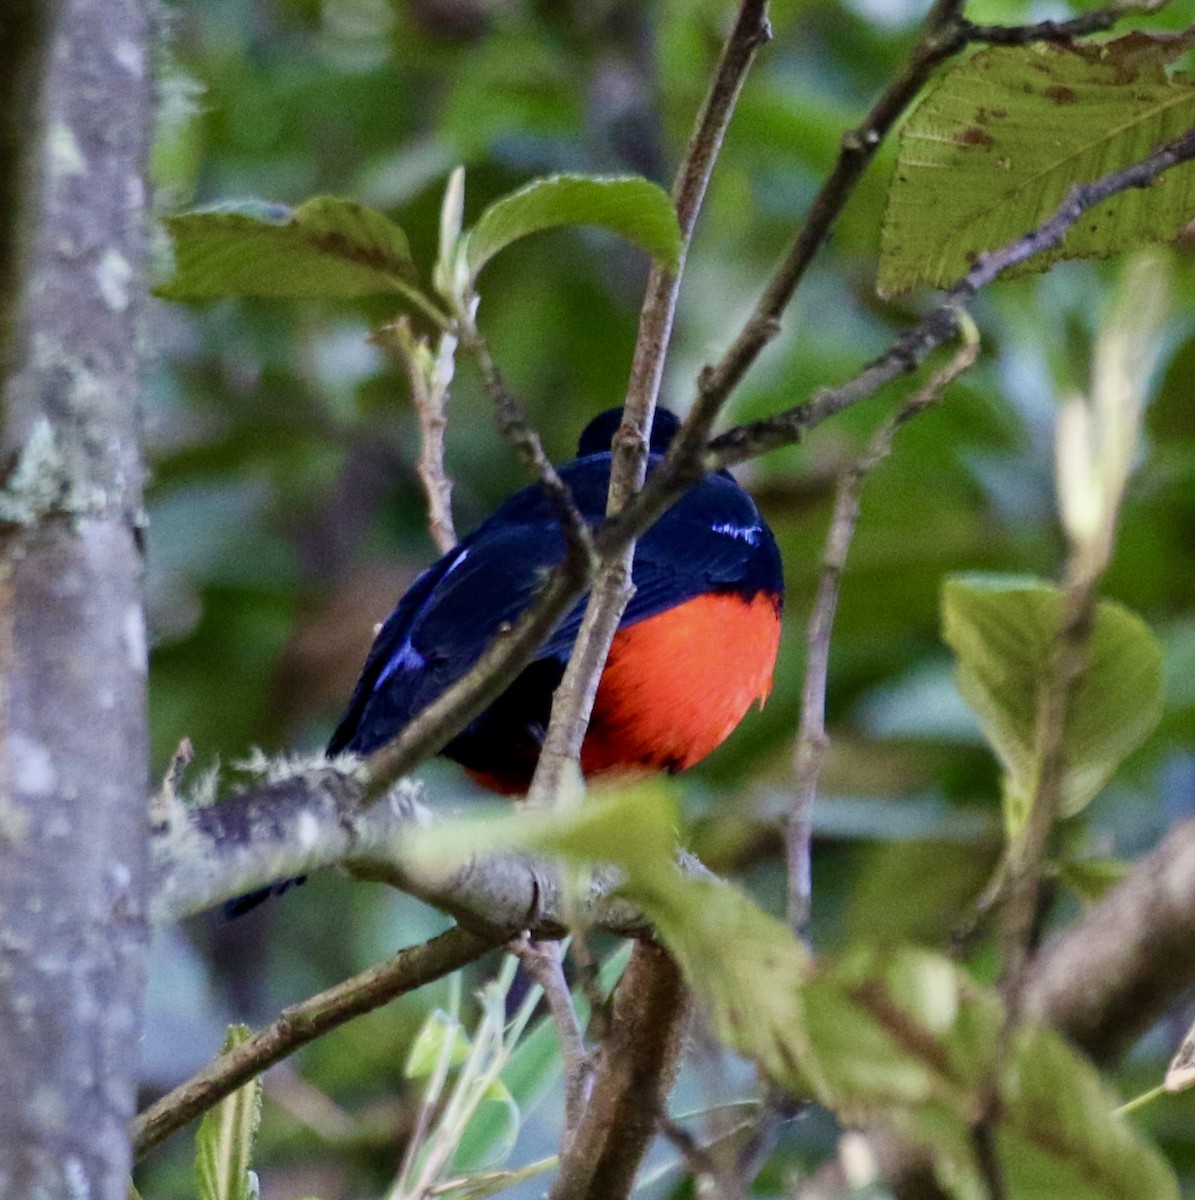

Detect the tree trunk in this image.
[0,1,153,1197]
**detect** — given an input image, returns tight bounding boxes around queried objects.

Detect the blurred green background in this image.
[138,0,1195,1196]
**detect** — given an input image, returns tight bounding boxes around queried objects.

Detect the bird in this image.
[225,406,782,916]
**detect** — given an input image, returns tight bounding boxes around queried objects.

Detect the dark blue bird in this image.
[226,407,782,916]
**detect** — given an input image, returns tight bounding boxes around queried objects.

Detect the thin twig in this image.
[524,0,773,811]
[131,925,495,1161]
[376,316,458,554]
[458,319,596,570]
[510,936,593,1133]
[962,0,1169,45]
[787,329,980,936]
[656,1110,724,1192]
[997,576,1098,1013]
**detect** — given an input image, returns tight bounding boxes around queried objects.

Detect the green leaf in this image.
[941,576,1163,829]
[999,1025,1179,1200]
[157,195,417,300]
[879,34,1195,295]
[404,1009,473,1079]
[464,174,681,281]
[195,1025,262,1200]
[802,949,1178,1200]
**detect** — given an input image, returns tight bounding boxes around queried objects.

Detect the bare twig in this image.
[459,319,596,569]
[524,0,773,811]
[962,0,1169,45]
[510,937,593,1133]
[132,925,494,1161]
[377,316,458,554]
[529,13,775,1196]
[787,329,980,935]
[996,578,1097,1013]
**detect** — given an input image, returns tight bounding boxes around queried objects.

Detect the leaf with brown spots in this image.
[879,34,1195,296]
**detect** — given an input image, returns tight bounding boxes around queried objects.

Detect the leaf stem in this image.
[1116,1084,1169,1117]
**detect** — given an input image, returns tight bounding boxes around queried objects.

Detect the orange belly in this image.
[580,590,782,780]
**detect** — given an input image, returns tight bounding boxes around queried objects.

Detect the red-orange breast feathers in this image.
[581,591,782,779]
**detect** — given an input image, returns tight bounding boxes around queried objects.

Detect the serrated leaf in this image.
[157,195,417,300]
[195,1025,262,1200]
[880,34,1195,295]
[941,576,1163,829]
[464,174,681,280]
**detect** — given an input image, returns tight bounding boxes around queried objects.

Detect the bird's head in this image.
[576,407,681,457]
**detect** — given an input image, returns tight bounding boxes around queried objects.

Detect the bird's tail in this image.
[222,874,307,919]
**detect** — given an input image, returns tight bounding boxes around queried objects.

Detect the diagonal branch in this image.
[131,925,495,1161]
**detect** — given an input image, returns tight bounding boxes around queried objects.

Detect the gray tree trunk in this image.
[0,1,153,1197]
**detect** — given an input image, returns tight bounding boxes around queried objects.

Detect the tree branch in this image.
[962,0,1170,46]
[1026,814,1195,1057]
[150,768,657,938]
[131,925,494,1161]
[375,317,458,555]
[548,942,689,1200]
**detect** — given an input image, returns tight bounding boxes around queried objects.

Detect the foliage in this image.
[195,1026,262,1200]
[880,33,1195,295]
[942,576,1163,833]
[136,2,1195,1199]
[411,788,1178,1199]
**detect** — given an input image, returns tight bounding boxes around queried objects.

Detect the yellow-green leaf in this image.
[942,576,1163,830]
[157,195,417,300]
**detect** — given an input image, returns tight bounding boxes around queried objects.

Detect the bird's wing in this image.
[326,523,573,754]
